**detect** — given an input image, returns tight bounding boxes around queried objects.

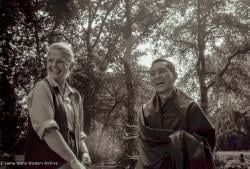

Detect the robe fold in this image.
[136,88,215,169]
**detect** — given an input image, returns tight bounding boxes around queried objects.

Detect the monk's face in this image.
[149,61,176,93]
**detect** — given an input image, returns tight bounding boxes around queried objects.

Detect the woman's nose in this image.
[51,61,57,67]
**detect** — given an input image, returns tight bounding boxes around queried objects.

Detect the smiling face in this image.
[149,61,176,94]
[46,49,73,85]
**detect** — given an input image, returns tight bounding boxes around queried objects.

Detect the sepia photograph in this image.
[0,0,249,169]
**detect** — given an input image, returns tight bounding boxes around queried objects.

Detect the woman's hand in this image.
[81,152,92,165]
[70,158,86,169]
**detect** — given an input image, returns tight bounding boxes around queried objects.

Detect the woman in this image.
[25,42,91,169]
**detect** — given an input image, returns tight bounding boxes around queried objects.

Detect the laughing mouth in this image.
[50,69,60,73]
[156,82,164,85]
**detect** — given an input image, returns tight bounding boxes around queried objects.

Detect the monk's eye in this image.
[149,71,155,76]
[158,68,167,74]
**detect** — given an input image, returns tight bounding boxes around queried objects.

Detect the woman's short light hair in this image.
[48,42,74,62]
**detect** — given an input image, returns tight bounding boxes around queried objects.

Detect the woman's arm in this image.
[43,128,87,169]
[77,93,91,165]
[79,140,91,164]
[43,128,76,162]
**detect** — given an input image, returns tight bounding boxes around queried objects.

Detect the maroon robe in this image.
[136,88,215,169]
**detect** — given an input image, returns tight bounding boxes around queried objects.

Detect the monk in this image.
[136,59,215,169]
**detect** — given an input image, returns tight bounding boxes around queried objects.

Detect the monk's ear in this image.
[170,71,177,82]
[174,73,178,81]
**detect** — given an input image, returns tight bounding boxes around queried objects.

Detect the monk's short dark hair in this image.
[151,58,178,79]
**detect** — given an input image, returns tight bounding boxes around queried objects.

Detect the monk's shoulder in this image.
[176,88,195,113]
[176,88,194,103]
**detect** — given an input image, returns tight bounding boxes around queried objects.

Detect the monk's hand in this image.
[82,152,92,166]
[169,130,184,145]
[69,158,86,169]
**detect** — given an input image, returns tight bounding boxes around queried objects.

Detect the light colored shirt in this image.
[27,75,87,153]
[63,83,74,132]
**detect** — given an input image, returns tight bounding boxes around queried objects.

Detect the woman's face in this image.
[149,61,176,94]
[46,49,72,84]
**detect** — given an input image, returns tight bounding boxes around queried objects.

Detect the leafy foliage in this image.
[0,0,249,163]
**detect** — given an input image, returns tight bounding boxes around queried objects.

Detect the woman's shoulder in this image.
[26,79,51,108]
[29,79,50,96]
[68,85,83,101]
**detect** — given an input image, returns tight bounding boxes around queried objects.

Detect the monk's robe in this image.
[136,88,215,169]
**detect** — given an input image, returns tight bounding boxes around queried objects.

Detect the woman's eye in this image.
[57,60,65,64]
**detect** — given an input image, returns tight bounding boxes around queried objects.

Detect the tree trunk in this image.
[122,0,137,159]
[196,0,208,113]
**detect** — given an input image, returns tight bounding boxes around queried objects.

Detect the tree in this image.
[149,0,249,113]
[0,0,82,154]
[146,0,249,151]
[0,0,38,153]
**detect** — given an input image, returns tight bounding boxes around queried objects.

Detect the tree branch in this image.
[207,43,250,89]
[92,0,118,49]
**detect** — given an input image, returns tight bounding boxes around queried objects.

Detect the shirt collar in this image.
[65,82,76,96]
[46,75,76,95]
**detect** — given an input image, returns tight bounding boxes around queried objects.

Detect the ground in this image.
[215,151,250,169]
[0,151,249,169]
